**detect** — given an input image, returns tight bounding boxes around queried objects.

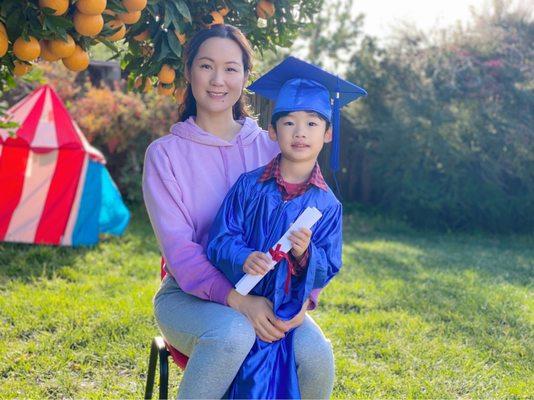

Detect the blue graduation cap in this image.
[248,56,367,174]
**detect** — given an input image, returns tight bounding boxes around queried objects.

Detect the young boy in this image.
[206,56,366,399]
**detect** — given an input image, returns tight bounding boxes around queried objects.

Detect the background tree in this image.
[290,0,533,232]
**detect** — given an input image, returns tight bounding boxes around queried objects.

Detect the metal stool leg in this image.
[144,337,169,399]
[158,337,170,399]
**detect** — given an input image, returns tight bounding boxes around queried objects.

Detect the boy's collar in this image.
[258,154,328,192]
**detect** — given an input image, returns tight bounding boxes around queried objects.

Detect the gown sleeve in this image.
[206,175,256,285]
[142,142,233,305]
[307,202,343,289]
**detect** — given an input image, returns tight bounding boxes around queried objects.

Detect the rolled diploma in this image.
[235,206,323,295]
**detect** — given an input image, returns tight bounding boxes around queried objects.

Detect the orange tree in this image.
[0,0,321,93]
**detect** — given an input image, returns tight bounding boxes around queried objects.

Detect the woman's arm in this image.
[142,143,233,305]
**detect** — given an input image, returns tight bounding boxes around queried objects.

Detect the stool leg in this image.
[144,337,161,399]
[159,347,170,399]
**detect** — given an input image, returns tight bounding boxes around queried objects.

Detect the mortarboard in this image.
[248,56,367,175]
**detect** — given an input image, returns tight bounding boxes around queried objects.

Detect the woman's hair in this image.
[178,24,254,122]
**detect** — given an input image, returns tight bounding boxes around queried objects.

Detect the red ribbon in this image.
[269,244,295,294]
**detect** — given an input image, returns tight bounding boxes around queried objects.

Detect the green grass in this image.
[0,207,532,398]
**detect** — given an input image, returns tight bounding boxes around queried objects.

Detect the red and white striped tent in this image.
[0,84,130,246]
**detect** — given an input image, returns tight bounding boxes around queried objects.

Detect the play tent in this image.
[0,84,130,246]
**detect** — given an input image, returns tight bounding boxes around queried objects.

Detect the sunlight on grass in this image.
[0,207,532,398]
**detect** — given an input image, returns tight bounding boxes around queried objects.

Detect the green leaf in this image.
[173,0,191,22]
[166,31,182,58]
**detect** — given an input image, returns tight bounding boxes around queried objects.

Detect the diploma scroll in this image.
[235,206,323,295]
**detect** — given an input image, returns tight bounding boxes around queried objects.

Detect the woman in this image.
[143,24,334,399]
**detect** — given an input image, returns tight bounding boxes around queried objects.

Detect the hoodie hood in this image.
[170,116,264,147]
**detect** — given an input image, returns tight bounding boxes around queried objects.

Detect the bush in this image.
[341,5,534,232]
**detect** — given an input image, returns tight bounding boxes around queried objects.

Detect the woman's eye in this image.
[200,64,212,69]
[226,67,238,72]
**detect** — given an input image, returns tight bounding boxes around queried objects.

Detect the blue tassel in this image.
[330,82,341,173]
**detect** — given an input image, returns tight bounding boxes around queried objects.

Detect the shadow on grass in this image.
[343,211,534,289]
[0,204,157,283]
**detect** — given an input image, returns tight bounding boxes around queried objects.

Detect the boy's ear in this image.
[268,124,278,141]
[324,127,333,143]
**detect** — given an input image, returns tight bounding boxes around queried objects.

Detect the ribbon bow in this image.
[269,244,295,294]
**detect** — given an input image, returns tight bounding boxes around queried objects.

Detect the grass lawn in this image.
[0,206,532,398]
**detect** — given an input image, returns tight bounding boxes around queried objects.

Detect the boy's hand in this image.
[289,228,312,259]
[243,251,272,275]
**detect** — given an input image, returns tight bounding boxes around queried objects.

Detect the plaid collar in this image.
[259,154,328,193]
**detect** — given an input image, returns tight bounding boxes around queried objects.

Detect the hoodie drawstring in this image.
[219,147,231,190]
[237,135,247,173]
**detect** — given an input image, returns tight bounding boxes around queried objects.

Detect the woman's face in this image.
[188,37,248,117]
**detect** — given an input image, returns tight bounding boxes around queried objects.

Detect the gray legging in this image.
[154,275,335,399]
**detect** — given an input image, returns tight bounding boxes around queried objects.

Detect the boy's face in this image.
[268,111,332,163]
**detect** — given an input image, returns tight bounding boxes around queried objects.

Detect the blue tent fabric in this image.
[72,160,102,246]
[207,168,343,399]
[72,160,129,246]
[99,166,130,236]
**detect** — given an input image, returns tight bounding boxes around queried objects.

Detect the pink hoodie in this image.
[143,117,279,304]
[143,116,321,307]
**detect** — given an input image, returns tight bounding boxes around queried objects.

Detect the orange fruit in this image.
[157,82,174,96]
[40,41,61,61]
[73,12,104,37]
[39,0,69,16]
[174,86,186,103]
[0,22,7,37]
[208,11,224,26]
[256,0,275,19]
[105,20,126,41]
[76,0,106,15]
[173,30,186,45]
[118,10,141,24]
[133,29,149,41]
[48,34,76,58]
[0,33,8,58]
[13,61,32,76]
[158,64,175,84]
[122,0,147,12]
[13,36,41,61]
[62,45,90,71]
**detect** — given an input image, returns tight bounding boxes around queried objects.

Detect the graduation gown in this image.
[207,167,342,399]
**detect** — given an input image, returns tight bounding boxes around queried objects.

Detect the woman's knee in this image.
[203,313,256,359]
[294,317,335,387]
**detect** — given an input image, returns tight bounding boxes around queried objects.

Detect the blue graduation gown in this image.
[207,167,342,399]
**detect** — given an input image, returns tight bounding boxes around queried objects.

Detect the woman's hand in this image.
[227,290,286,343]
[273,299,309,333]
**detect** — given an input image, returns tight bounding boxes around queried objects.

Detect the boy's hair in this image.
[271,111,331,132]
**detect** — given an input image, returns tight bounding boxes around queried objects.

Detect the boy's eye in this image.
[308,121,318,127]
[283,121,294,126]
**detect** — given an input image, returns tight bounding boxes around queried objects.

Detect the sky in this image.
[352,0,529,39]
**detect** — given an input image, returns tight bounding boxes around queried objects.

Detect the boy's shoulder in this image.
[313,184,342,210]
[238,165,268,185]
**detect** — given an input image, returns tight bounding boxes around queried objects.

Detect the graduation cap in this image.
[248,56,367,175]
